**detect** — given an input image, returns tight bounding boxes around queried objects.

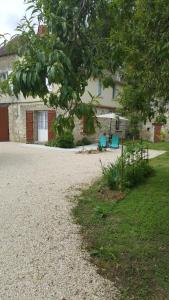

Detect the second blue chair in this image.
[109,135,120,149]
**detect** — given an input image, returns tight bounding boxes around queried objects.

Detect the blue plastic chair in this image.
[110,135,120,149]
[98,135,107,148]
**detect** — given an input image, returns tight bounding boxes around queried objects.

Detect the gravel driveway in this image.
[0,143,164,300]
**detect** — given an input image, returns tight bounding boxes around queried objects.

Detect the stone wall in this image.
[0,55,18,104]
[8,101,128,143]
[140,121,154,142]
[8,102,51,142]
[141,116,169,142]
[0,55,43,105]
[0,54,16,72]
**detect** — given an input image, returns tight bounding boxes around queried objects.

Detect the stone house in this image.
[0,45,128,144]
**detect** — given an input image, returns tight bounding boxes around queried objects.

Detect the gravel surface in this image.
[0,143,164,300]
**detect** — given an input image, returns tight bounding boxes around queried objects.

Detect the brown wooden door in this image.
[26,111,34,143]
[154,124,162,142]
[0,106,9,141]
[48,110,56,141]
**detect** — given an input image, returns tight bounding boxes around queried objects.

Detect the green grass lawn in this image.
[125,140,169,152]
[147,141,169,152]
[73,142,169,300]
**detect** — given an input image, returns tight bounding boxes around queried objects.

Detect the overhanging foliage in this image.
[2,0,109,133]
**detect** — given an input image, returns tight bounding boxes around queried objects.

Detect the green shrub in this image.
[103,143,154,190]
[103,161,122,190]
[155,114,167,124]
[124,160,154,188]
[104,159,153,190]
[46,139,58,147]
[56,131,75,148]
[76,137,92,146]
[46,131,75,148]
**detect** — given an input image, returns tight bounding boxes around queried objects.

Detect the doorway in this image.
[37,111,48,142]
[0,105,9,141]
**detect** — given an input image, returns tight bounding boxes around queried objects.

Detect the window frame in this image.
[112,84,116,99]
[97,80,102,97]
[115,116,120,131]
[0,71,8,81]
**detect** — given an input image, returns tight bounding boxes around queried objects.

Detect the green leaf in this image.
[22,72,27,84]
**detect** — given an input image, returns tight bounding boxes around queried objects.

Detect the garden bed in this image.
[73,145,169,300]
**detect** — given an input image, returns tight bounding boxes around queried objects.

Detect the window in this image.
[115,116,120,131]
[112,84,116,99]
[97,80,102,96]
[38,111,48,130]
[0,71,8,81]
[0,71,13,92]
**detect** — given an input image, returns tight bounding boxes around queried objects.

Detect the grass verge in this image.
[73,143,169,300]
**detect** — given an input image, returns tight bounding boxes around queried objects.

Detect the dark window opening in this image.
[115,117,120,131]
[112,84,116,99]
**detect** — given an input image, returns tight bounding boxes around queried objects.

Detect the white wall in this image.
[81,78,122,108]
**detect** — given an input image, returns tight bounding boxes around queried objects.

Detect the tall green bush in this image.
[47,131,75,148]
[103,143,154,191]
[56,131,75,148]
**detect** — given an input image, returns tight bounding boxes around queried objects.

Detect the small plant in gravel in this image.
[98,144,103,152]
